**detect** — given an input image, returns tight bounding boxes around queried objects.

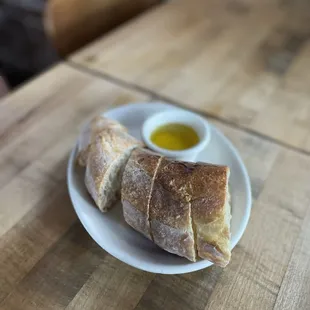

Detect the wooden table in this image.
[1,0,310,309]
[71,0,310,154]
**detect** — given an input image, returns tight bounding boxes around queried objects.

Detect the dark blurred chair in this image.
[0,75,9,98]
[44,0,160,56]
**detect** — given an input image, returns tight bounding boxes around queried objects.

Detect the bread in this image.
[85,128,142,212]
[149,158,197,262]
[151,159,231,266]
[77,116,127,166]
[121,148,162,240]
[190,164,231,267]
[121,153,231,265]
[79,115,231,266]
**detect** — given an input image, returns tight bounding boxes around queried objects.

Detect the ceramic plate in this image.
[67,102,251,274]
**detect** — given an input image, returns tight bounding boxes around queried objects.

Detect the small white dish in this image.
[67,101,252,274]
[142,110,211,161]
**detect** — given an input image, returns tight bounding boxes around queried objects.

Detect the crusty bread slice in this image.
[149,158,197,262]
[77,116,127,166]
[151,159,231,266]
[189,164,231,267]
[121,148,162,240]
[85,128,142,212]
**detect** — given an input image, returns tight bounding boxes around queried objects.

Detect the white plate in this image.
[67,102,252,274]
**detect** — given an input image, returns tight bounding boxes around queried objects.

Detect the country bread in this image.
[79,115,231,266]
[121,148,162,239]
[77,115,127,166]
[85,128,142,212]
[150,158,231,266]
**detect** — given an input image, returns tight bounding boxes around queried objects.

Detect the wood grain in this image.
[71,0,310,152]
[1,45,310,309]
[0,63,149,309]
[66,255,153,310]
[0,63,147,200]
[273,204,310,310]
[0,188,76,304]
[1,222,105,310]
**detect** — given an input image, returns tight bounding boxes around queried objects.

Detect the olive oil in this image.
[150,123,199,151]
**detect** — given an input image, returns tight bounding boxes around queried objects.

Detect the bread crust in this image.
[190,164,231,266]
[150,158,231,265]
[77,116,127,166]
[85,128,142,211]
[149,158,196,261]
[121,148,162,239]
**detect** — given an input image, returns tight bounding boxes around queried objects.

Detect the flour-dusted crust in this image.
[190,164,231,267]
[150,158,231,266]
[85,128,142,211]
[122,148,162,239]
[149,158,196,262]
[77,116,127,166]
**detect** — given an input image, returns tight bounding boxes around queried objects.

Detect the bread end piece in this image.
[192,166,231,267]
[150,159,231,265]
[77,116,127,167]
[85,129,142,212]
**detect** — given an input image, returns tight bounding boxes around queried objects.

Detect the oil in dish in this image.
[150,123,199,151]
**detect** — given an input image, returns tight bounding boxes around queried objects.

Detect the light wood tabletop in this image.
[1,0,310,309]
[71,0,310,154]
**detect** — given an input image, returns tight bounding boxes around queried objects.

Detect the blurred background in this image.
[0,0,159,95]
[0,0,58,89]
